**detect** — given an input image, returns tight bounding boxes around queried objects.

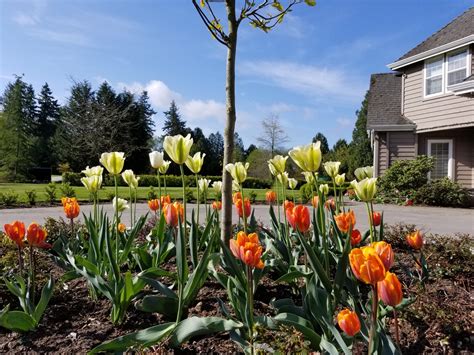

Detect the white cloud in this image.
[13,13,39,26]
[182,99,225,123]
[336,117,353,127]
[239,60,366,102]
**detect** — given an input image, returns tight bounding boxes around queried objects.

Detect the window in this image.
[427,139,453,180]
[425,57,443,96]
[424,47,470,97]
[447,50,467,86]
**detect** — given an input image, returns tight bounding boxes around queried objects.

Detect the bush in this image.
[147,186,158,200]
[44,183,57,204]
[0,191,19,206]
[248,190,257,203]
[62,172,82,186]
[299,183,314,203]
[414,178,469,207]
[378,155,434,197]
[59,183,76,198]
[25,190,37,206]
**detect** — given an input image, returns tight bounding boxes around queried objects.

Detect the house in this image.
[367,7,474,190]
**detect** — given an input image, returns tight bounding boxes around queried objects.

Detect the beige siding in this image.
[389,132,417,162]
[402,45,474,132]
[377,132,388,176]
[418,127,474,188]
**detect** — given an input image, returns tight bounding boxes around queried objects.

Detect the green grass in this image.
[0,183,273,204]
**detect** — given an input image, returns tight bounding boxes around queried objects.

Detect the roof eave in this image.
[387,34,474,70]
[448,80,474,95]
[368,124,416,132]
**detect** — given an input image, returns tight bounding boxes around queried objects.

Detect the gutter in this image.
[448,79,474,95]
[387,35,474,70]
[367,124,416,132]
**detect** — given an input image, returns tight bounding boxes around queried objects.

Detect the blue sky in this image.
[1,0,473,148]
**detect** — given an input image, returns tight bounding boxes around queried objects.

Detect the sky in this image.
[1,0,473,149]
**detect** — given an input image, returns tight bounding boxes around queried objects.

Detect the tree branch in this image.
[192,0,229,47]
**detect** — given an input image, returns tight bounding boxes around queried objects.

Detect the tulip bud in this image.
[212,200,222,211]
[61,197,80,220]
[163,134,194,165]
[349,246,386,284]
[229,231,264,269]
[268,155,288,176]
[289,141,322,172]
[118,223,127,233]
[288,178,298,190]
[337,309,361,337]
[406,230,423,250]
[277,172,289,188]
[324,161,341,178]
[225,162,250,184]
[372,211,381,226]
[149,151,164,169]
[4,220,26,248]
[212,181,222,194]
[122,169,140,189]
[283,200,294,211]
[350,177,377,202]
[265,190,276,204]
[163,202,184,227]
[335,173,345,186]
[286,205,311,233]
[100,152,125,175]
[377,272,403,307]
[185,152,206,174]
[148,199,160,212]
[198,178,210,192]
[319,183,329,195]
[325,198,336,211]
[334,210,356,233]
[351,229,362,246]
[27,222,51,249]
[311,195,319,208]
[371,241,394,270]
[159,160,171,174]
[81,165,104,177]
[235,198,251,219]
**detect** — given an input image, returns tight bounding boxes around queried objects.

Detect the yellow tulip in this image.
[268,155,288,176]
[81,175,102,193]
[324,161,341,178]
[277,172,289,188]
[163,134,194,165]
[81,165,103,177]
[319,183,329,195]
[302,171,315,185]
[225,162,249,184]
[159,160,171,174]
[288,178,298,190]
[289,141,322,172]
[350,177,377,202]
[100,152,125,175]
[122,169,140,189]
[335,173,345,186]
[185,152,206,174]
[354,166,374,181]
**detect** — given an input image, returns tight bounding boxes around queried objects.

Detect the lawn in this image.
[0,183,271,204]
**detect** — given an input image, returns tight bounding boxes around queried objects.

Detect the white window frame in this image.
[427,139,454,180]
[423,46,471,98]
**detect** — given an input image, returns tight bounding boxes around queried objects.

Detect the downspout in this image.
[401,73,406,116]
[373,132,379,178]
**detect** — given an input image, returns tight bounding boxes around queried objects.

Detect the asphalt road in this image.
[1,201,472,235]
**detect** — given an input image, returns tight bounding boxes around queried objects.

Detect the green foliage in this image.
[0,190,19,206]
[62,172,82,186]
[25,190,37,206]
[312,132,329,155]
[44,183,57,204]
[414,178,469,207]
[299,183,313,203]
[147,186,158,200]
[248,190,257,203]
[378,155,434,197]
[59,183,76,198]
[43,217,85,245]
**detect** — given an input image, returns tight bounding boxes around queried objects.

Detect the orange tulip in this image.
[232,192,242,204]
[283,200,294,211]
[337,309,361,337]
[371,241,394,270]
[229,231,264,269]
[325,198,336,211]
[406,230,423,250]
[334,210,356,233]
[163,202,184,227]
[311,195,319,208]
[286,205,311,233]
[349,246,386,284]
[235,198,251,219]
[212,200,222,211]
[351,229,362,246]
[118,223,126,233]
[372,211,381,226]
[148,199,160,212]
[3,221,26,248]
[26,222,51,249]
[160,195,171,206]
[61,197,80,219]
[377,271,403,307]
[265,190,276,204]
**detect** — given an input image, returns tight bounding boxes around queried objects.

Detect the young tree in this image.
[348,91,372,174]
[257,114,289,156]
[192,0,316,242]
[0,76,37,180]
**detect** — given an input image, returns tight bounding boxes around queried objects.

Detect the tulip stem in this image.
[195,174,200,227]
[133,189,137,224]
[246,266,255,354]
[157,171,162,214]
[240,185,247,234]
[393,309,401,347]
[332,179,339,213]
[179,165,187,240]
[369,285,379,354]
[366,202,374,243]
[129,186,133,227]
[70,218,74,239]
[275,178,281,226]
[29,246,36,305]
[114,175,119,261]
[17,245,23,276]
[163,174,167,196]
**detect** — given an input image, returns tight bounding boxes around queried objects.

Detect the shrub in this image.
[299,183,313,203]
[0,191,19,206]
[62,172,82,186]
[378,155,434,197]
[414,178,469,207]
[25,190,37,206]
[248,190,257,203]
[44,183,57,204]
[58,162,72,174]
[43,217,86,245]
[147,186,158,200]
[59,183,76,198]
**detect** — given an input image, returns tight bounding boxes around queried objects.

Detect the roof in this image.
[367,73,415,130]
[397,7,474,61]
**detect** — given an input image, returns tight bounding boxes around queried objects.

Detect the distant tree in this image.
[348,91,372,175]
[333,138,348,152]
[162,100,188,137]
[0,76,37,180]
[35,83,60,168]
[257,114,289,156]
[312,132,329,155]
[191,127,211,174]
[233,132,245,162]
[246,148,271,180]
[207,131,224,175]
[326,138,350,174]
[245,144,257,160]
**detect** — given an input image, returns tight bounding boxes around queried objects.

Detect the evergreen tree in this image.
[207,131,224,175]
[162,100,188,137]
[0,76,37,180]
[35,83,60,168]
[190,127,210,174]
[312,132,330,155]
[348,91,373,175]
[233,132,245,162]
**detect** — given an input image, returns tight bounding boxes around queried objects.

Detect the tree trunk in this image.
[221,0,237,244]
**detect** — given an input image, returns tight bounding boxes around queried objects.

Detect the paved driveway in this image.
[0,201,472,235]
